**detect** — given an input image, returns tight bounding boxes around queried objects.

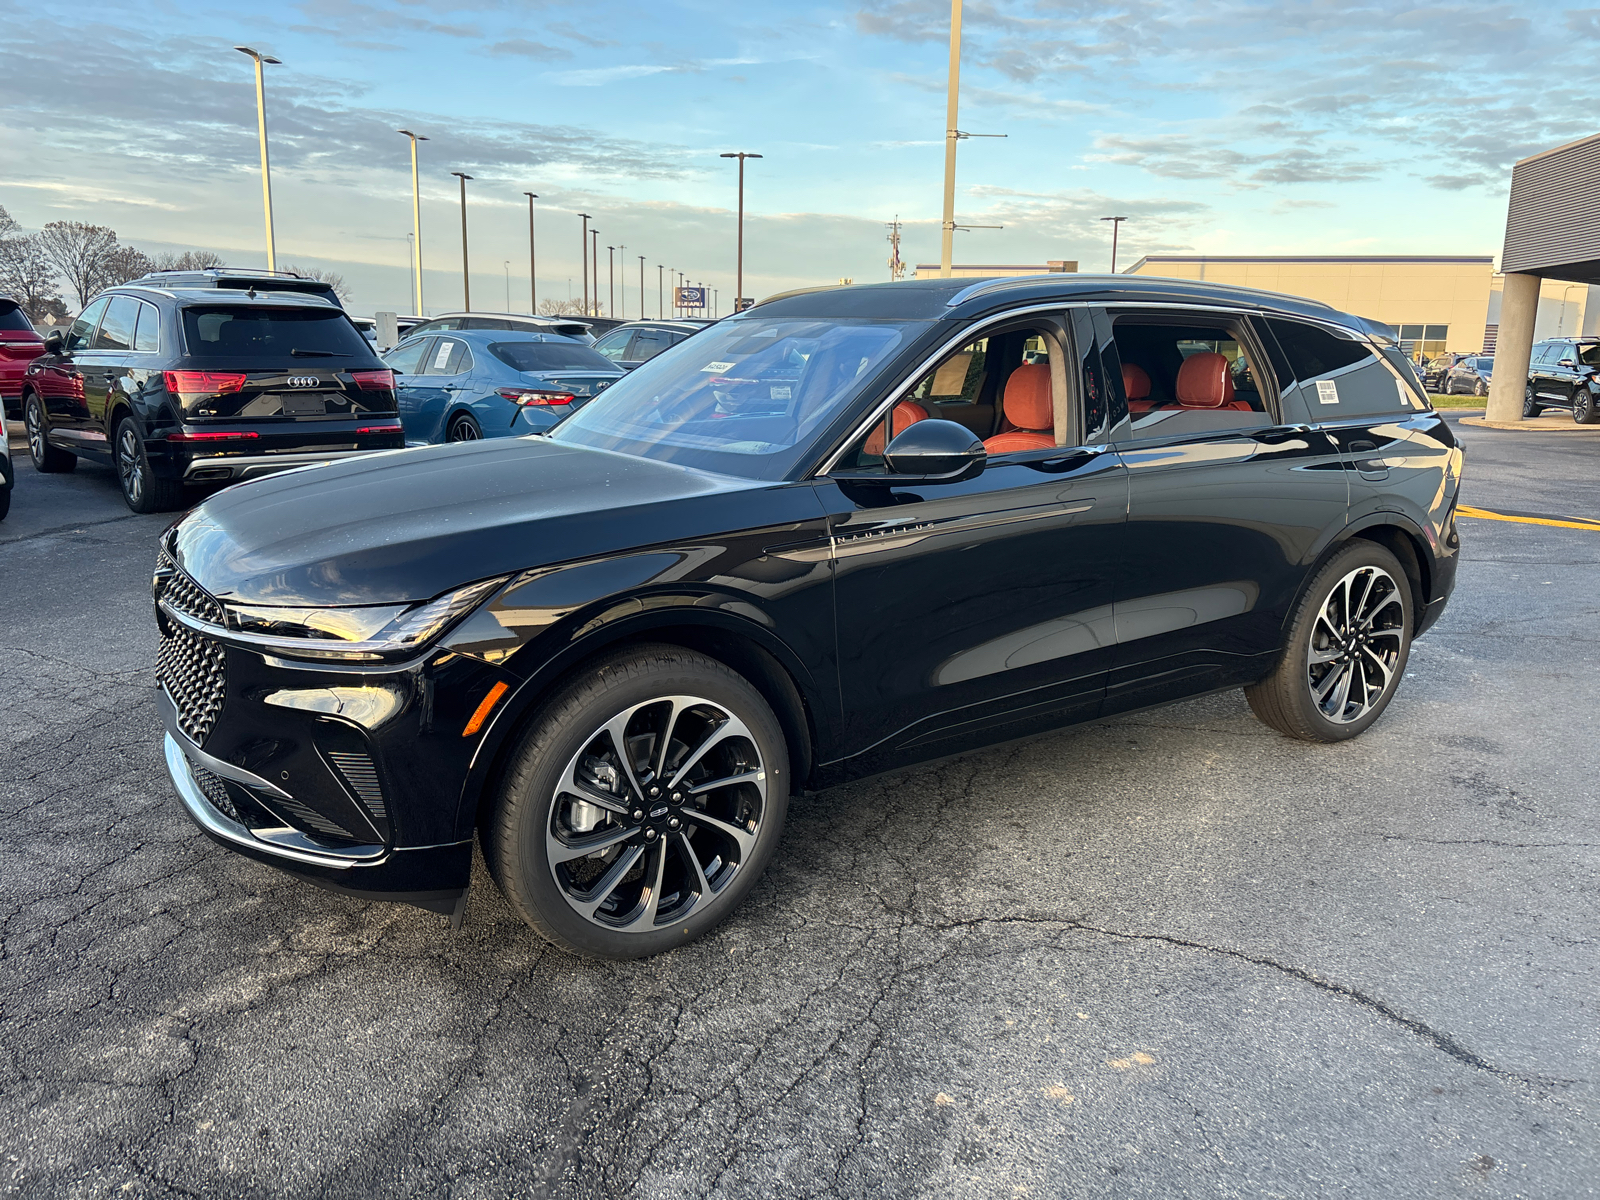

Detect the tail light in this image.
[350,369,395,391]
[496,388,574,406]
[356,422,403,434]
[167,430,260,443]
[165,371,248,396]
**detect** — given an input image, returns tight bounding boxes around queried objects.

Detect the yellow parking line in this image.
[1458,504,1600,532]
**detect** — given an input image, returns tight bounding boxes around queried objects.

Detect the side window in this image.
[591,329,634,361]
[383,337,432,376]
[1110,316,1273,439]
[462,317,513,330]
[65,297,110,353]
[1531,343,1554,364]
[630,329,674,360]
[1266,319,1412,418]
[1376,346,1429,410]
[132,301,160,352]
[92,296,139,351]
[832,323,1064,473]
[423,337,471,375]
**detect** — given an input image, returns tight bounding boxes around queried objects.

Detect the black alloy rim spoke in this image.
[1307,566,1404,724]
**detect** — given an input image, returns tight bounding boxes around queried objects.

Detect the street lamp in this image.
[657,264,664,319]
[639,256,646,323]
[577,213,592,316]
[397,129,428,315]
[590,229,601,316]
[1100,216,1129,274]
[1560,284,1584,337]
[234,46,282,270]
[451,172,473,310]
[607,245,615,321]
[719,152,762,311]
[523,192,538,314]
[503,260,510,312]
[616,244,626,319]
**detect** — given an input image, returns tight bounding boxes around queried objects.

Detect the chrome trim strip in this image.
[163,733,380,868]
[181,449,370,480]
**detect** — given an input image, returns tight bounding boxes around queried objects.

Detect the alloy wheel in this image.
[117,426,144,504]
[25,400,45,461]
[1523,386,1538,417]
[448,417,480,441]
[546,694,767,933]
[1306,566,1406,725]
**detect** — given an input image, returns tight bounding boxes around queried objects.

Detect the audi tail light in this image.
[164,371,248,396]
[167,430,260,443]
[496,388,574,406]
[350,369,395,391]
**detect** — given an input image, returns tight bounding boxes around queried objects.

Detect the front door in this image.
[823,316,1128,772]
[1103,309,1351,713]
[80,295,141,449]
[38,296,108,439]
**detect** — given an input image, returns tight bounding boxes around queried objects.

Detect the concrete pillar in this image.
[1486,271,1541,423]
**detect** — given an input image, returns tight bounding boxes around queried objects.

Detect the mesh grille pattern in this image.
[161,570,225,626]
[272,795,356,841]
[158,621,227,743]
[327,750,387,823]
[189,760,242,823]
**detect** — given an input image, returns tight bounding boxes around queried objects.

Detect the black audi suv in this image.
[22,285,401,512]
[154,274,1462,958]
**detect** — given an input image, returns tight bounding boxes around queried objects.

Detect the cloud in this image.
[486,39,571,61]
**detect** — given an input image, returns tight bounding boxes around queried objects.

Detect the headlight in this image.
[219,577,508,662]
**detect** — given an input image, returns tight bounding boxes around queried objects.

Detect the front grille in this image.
[158,620,227,743]
[327,750,387,824]
[161,568,225,626]
[189,760,242,823]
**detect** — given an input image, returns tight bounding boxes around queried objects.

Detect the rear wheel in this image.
[1573,389,1600,424]
[24,393,76,473]
[1246,541,1413,742]
[115,418,184,513]
[484,644,790,959]
[1523,385,1542,417]
[446,412,482,442]
[1473,379,1487,397]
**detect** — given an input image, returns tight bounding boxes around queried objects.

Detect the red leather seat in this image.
[983,364,1054,453]
[1175,352,1252,411]
[1123,363,1155,412]
[863,400,929,456]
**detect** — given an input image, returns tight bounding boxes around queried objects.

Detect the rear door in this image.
[1528,343,1560,407]
[383,337,434,442]
[1104,308,1351,712]
[416,336,473,441]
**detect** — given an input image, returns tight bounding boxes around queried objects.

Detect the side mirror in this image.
[43,329,64,354]
[1560,358,1577,368]
[882,418,986,483]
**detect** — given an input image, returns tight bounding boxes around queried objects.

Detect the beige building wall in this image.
[914,261,1077,279]
[1124,256,1494,356]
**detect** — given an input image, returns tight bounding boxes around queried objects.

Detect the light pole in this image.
[590,229,600,315]
[451,172,473,310]
[658,264,664,319]
[639,256,646,322]
[397,129,428,314]
[523,192,538,314]
[504,260,510,311]
[607,245,615,321]
[406,231,416,312]
[1560,284,1584,337]
[719,152,762,311]
[234,47,282,270]
[939,1,961,277]
[578,213,592,317]
[616,244,626,318]
[1100,216,1128,273]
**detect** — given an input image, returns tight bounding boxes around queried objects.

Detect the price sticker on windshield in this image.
[702,361,735,373]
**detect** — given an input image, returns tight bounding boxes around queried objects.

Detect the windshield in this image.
[548,316,920,479]
[490,340,617,373]
[181,306,371,358]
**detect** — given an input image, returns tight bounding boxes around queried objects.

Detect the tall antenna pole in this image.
[939,0,962,278]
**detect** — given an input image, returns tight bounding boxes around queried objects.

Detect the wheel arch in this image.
[455,608,823,839]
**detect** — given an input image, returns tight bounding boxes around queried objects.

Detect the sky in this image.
[0,0,1592,316]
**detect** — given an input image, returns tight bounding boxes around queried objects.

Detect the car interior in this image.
[1109,317,1272,438]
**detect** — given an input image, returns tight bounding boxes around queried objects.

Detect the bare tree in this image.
[2,240,66,322]
[151,250,226,272]
[283,265,351,302]
[88,244,155,293]
[36,222,120,307]
[537,297,589,316]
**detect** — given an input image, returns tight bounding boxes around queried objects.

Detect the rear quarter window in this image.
[0,303,35,332]
[1267,318,1419,417]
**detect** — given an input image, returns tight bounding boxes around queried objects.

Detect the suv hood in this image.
[169,437,768,606]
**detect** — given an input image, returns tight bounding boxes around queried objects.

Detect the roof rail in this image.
[138,267,321,281]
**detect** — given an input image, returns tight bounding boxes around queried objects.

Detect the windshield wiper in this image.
[289,348,352,358]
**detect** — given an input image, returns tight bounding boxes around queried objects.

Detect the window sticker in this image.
[769,385,792,400]
[1396,379,1413,408]
[930,352,973,396]
[433,340,455,370]
[702,360,735,373]
[1316,379,1340,405]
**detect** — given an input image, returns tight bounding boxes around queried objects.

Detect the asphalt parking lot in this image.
[3,414,1598,1199]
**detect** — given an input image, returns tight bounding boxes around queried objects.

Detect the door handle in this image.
[1347,439,1388,476]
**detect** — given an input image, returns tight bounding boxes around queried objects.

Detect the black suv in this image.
[22,286,402,512]
[154,274,1461,959]
[130,267,343,308]
[1525,336,1600,422]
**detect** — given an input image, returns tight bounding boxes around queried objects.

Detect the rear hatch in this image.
[0,300,44,388]
[488,339,622,408]
[170,303,400,450]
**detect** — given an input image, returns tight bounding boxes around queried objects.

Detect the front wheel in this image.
[484,645,790,959]
[1573,389,1600,424]
[1246,541,1413,742]
[24,394,76,473]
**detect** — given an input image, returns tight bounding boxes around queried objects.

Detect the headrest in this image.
[864,400,928,456]
[1002,363,1052,431]
[1121,363,1150,401]
[1175,352,1236,408]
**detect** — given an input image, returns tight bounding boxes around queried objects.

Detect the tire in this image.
[1523,385,1542,418]
[114,417,184,513]
[23,393,76,473]
[0,483,10,521]
[1474,379,1487,397]
[1245,541,1413,743]
[1573,389,1600,425]
[484,644,790,959]
[446,412,482,442]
